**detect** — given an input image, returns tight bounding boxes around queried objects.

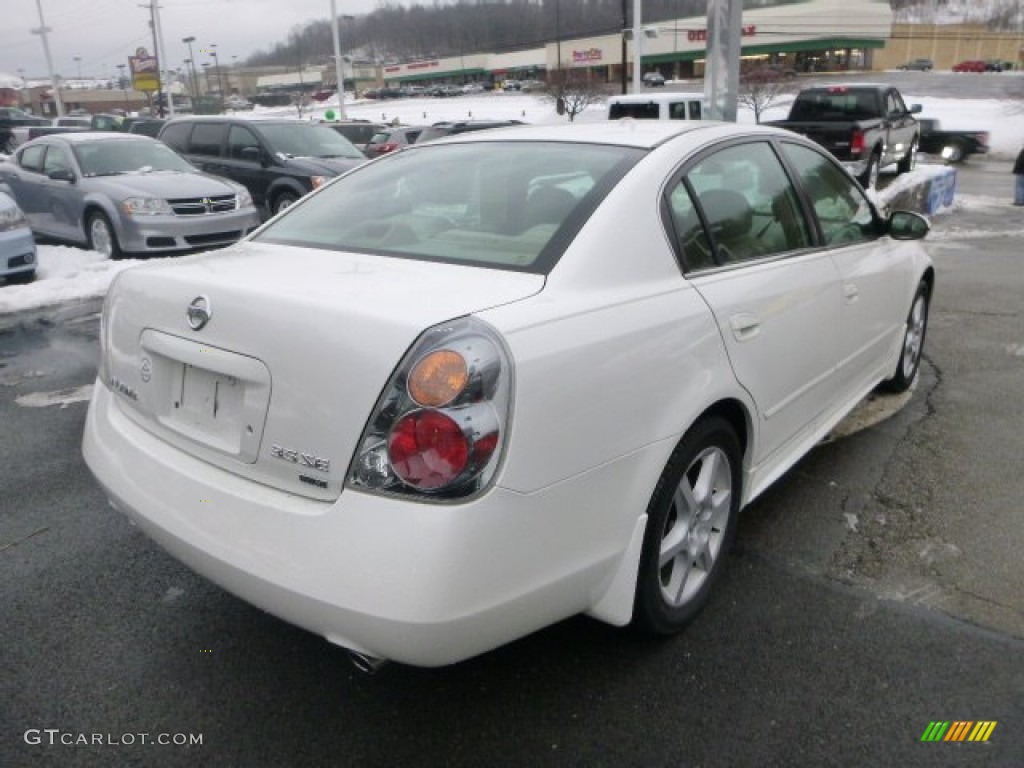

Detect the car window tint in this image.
[685,141,810,265]
[159,122,192,151]
[42,146,71,174]
[189,123,226,157]
[782,142,879,246]
[666,181,714,271]
[688,102,702,120]
[609,102,659,119]
[227,125,260,161]
[254,141,643,274]
[18,144,46,173]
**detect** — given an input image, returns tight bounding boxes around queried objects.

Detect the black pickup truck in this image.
[767,84,921,188]
[917,118,989,164]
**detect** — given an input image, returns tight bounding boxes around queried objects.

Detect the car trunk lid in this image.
[103,241,544,500]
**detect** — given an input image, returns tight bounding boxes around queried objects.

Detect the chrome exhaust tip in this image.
[347,650,388,674]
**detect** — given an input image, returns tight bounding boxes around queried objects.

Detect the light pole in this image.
[30,0,64,117]
[329,2,354,119]
[116,63,128,112]
[74,56,82,80]
[183,36,199,107]
[209,43,225,111]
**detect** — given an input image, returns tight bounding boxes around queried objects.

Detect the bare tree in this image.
[542,70,608,122]
[738,76,796,124]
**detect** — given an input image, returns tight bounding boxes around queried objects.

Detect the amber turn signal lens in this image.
[408,349,468,407]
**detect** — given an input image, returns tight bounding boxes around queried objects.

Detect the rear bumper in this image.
[83,381,653,667]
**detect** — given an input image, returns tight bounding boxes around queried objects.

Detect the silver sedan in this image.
[0,133,260,258]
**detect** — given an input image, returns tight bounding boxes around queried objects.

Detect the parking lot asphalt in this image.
[2,161,1023,766]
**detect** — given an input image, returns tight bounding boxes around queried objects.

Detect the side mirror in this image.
[909,104,923,114]
[889,210,929,240]
[239,146,265,166]
[48,168,76,183]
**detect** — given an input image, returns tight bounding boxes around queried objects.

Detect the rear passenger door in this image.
[665,139,842,463]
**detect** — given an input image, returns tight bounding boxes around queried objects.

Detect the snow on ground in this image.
[2,91,1022,316]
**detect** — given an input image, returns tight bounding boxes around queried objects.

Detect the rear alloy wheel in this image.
[897,139,918,174]
[87,211,122,259]
[879,280,930,393]
[633,416,742,635]
[858,151,880,189]
[272,191,298,215]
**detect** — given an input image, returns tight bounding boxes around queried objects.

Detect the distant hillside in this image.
[246,0,1023,72]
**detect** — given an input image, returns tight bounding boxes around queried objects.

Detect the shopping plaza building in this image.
[373,0,1022,89]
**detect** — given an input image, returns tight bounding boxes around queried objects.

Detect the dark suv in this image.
[158,116,366,216]
[415,119,525,144]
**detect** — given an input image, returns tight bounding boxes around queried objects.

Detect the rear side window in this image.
[188,123,227,157]
[609,102,659,120]
[159,122,192,152]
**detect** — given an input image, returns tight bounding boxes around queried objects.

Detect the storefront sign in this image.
[573,48,603,63]
[688,25,757,42]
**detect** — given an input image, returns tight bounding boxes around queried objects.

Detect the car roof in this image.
[413,120,778,150]
[163,115,312,125]
[608,93,705,104]
[27,132,158,145]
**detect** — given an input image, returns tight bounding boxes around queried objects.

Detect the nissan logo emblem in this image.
[186,295,212,331]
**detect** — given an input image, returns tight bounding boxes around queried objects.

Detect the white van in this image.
[607,93,706,121]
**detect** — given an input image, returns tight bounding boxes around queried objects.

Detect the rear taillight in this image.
[347,316,512,500]
[850,130,866,155]
[976,132,990,147]
[380,142,399,154]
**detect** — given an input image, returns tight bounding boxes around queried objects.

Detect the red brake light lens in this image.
[850,130,866,154]
[388,410,469,489]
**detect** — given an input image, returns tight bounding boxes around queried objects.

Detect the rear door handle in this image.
[844,283,859,303]
[729,313,761,342]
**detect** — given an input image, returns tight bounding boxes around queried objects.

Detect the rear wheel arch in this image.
[697,398,751,466]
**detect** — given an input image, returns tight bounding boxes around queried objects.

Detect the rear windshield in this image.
[789,91,880,121]
[253,141,643,274]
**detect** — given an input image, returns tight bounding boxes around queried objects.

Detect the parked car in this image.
[897,58,934,71]
[642,72,666,87]
[158,116,366,216]
[917,118,989,164]
[0,190,37,284]
[984,59,1010,72]
[323,120,390,156]
[767,84,921,188]
[415,119,525,143]
[1,107,51,153]
[742,65,798,83]
[608,93,705,121]
[364,125,428,157]
[952,60,987,73]
[83,121,933,670]
[0,133,260,259]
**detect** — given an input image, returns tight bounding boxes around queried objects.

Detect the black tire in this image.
[857,151,880,189]
[879,280,930,393]
[897,138,918,175]
[272,190,299,215]
[86,211,123,259]
[633,416,742,636]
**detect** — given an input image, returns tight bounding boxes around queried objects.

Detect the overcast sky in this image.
[2,0,381,80]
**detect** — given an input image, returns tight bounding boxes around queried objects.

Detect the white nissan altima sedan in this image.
[83,121,933,669]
